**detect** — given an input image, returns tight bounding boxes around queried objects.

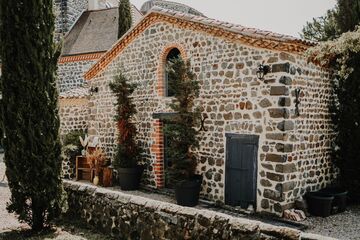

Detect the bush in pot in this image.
[164,57,202,207]
[109,71,142,190]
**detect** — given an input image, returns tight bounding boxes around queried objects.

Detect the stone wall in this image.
[57,59,96,93]
[59,98,89,136]
[64,181,334,240]
[87,21,335,215]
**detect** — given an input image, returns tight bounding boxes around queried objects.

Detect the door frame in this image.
[225,133,259,209]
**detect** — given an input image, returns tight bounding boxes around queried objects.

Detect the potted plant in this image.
[86,147,106,185]
[164,58,202,207]
[109,71,142,190]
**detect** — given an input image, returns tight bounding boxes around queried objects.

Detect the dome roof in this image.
[140,0,204,16]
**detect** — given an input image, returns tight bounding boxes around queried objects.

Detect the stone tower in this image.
[53,0,89,41]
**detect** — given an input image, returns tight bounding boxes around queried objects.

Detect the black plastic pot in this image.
[306,192,334,217]
[118,166,144,191]
[320,187,348,213]
[175,175,202,207]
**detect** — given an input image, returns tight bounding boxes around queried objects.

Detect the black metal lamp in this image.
[256,63,271,80]
[89,86,99,95]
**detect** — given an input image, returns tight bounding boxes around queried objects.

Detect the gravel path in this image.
[304,206,360,240]
[0,154,24,232]
[0,154,112,239]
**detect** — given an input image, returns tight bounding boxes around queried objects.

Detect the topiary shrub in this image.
[109,71,140,169]
[163,57,200,185]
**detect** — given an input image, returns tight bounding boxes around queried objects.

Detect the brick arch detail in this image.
[156,44,187,97]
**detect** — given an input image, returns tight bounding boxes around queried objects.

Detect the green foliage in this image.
[61,130,84,177]
[307,28,360,200]
[301,9,339,41]
[163,58,200,184]
[109,71,140,168]
[301,0,360,41]
[118,0,132,39]
[336,0,360,33]
[0,0,63,231]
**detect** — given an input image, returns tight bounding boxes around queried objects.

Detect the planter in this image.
[175,175,202,207]
[118,166,143,191]
[306,191,334,217]
[320,187,348,213]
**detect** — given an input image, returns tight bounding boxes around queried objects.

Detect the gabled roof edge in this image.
[84,8,315,81]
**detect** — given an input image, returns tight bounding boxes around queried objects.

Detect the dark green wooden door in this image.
[225,134,258,209]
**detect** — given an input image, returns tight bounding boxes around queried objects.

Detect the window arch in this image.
[157,44,187,97]
[165,48,181,97]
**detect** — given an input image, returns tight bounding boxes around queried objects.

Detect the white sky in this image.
[130,0,337,37]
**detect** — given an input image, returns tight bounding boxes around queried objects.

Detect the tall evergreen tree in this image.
[301,0,360,41]
[336,0,360,33]
[0,0,63,231]
[118,0,132,39]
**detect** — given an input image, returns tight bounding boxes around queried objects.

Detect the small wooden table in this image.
[75,156,92,181]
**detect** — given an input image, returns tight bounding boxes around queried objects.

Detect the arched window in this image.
[165,48,181,97]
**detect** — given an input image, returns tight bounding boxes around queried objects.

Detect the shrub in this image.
[109,71,140,169]
[163,58,200,184]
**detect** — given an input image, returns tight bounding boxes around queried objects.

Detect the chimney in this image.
[88,0,99,10]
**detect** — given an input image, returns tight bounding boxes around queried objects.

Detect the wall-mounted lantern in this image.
[256,63,271,80]
[295,88,301,117]
[89,86,99,95]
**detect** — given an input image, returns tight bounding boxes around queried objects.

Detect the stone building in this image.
[57,0,142,135]
[81,5,336,215]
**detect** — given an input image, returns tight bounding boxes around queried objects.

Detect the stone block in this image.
[263,189,285,201]
[275,163,297,173]
[279,76,292,85]
[266,133,285,141]
[278,97,291,107]
[259,98,272,108]
[266,154,287,163]
[271,63,290,73]
[268,108,289,118]
[279,52,296,63]
[275,143,293,153]
[277,120,295,131]
[270,86,289,96]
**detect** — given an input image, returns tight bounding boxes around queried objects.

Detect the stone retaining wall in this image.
[64,181,336,240]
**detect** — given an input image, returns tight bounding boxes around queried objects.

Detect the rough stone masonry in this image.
[64,181,336,240]
[85,11,336,216]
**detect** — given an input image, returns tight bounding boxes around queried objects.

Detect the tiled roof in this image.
[152,7,314,46]
[62,6,142,56]
[84,7,315,80]
[59,87,89,99]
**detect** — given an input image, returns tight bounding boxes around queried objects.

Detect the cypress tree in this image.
[163,58,200,184]
[0,0,63,231]
[118,0,132,39]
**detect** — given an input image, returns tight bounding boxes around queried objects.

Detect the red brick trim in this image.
[151,119,165,188]
[59,52,105,64]
[157,44,187,97]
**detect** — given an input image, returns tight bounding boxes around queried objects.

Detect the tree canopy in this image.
[301,0,360,41]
